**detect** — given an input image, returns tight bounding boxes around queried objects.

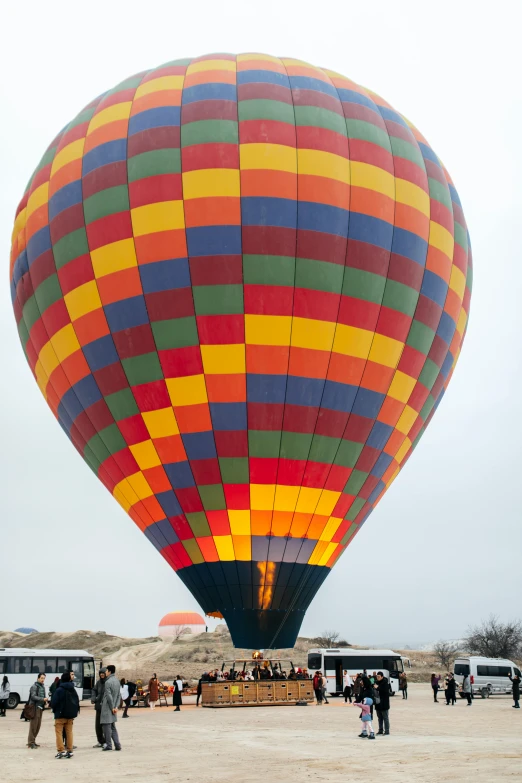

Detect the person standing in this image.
[49,677,60,699]
[0,676,10,716]
[148,675,159,710]
[196,676,203,707]
[431,673,441,703]
[27,673,47,749]
[461,672,472,705]
[399,672,408,700]
[374,672,391,735]
[91,668,106,747]
[347,697,375,739]
[173,675,183,712]
[50,671,80,759]
[321,673,329,704]
[353,674,362,703]
[120,678,131,718]
[445,673,457,705]
[343,670,353,703]
[508,672,520,708]
[101,665,122,751]
[312,672,323,705]
[361,674,374,718]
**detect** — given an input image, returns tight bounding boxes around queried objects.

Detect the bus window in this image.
[8,657,31,674]
[31,658,57,674]
[57,658,68,673]
[0,659,6,674]
[308,654,322,670]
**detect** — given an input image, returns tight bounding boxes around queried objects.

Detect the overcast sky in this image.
[0,0,520,649]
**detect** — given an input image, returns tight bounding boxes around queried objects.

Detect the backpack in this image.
[60,687,79,719]
[372,687,381,706]
[127,682,137,698]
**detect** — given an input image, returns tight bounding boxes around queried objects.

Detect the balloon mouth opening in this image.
[206,611,224,619]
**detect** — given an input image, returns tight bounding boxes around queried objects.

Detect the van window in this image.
[515,669,521,677]
[454,662,469,676]
[477,665,511,677]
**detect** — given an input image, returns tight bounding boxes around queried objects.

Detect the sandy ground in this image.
[1,685,520,783]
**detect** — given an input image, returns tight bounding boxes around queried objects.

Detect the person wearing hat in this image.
[90,668,107,748]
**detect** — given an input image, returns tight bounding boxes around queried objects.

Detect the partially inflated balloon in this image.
[10,54,472,648]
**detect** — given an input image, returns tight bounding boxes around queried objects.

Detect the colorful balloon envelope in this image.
[9,54,472,648]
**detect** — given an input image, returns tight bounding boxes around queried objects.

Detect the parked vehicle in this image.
[453,656,521,698]
[308,649,403,695]
[0,648,95,708]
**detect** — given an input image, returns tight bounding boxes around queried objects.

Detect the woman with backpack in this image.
[50,671,80,759]
[0,676,10,716]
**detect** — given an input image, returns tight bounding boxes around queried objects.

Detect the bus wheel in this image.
[7,694,20,709]
[481,688,490,699]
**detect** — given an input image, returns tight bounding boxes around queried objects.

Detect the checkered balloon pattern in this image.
[9,54,472,648]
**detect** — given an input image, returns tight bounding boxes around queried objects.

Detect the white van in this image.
[453,656,521,698]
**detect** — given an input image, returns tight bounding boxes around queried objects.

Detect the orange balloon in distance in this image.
[9,54,472,648]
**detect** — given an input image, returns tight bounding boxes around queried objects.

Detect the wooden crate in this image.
[274,682,289,701]
[257,682,275,703]
[285,682,300,700]
[298,681,315,701]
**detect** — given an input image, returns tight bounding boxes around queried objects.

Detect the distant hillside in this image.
[0,629,438,683]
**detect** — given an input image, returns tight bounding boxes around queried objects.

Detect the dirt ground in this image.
[1,684,520,783]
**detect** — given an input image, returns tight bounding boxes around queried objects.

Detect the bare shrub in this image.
[464,616,522,660]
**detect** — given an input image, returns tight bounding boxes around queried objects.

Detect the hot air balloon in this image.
[9,54,472,650]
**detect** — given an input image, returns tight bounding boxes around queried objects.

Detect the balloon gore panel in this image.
[9,53,472,649]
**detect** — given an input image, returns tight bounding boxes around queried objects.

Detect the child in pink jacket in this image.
[348,696,375,739]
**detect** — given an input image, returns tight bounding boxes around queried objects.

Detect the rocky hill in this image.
[0,628,438,684]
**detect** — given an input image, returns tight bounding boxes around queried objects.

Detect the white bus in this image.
[308,648,404,695]
[454,656,521,699]
[0,648,96,708]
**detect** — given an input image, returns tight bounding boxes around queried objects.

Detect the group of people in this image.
[431,672,460,705]
[346,671,392,739]
[430,670,520,708]
[20,665,122,758]
[199,664,311,683]
[16,665,187,758]
[340,670,408,704]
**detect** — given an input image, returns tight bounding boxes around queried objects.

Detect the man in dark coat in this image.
[374,671,391,735]
[90,668,106,747]
[50,671,80,758]
[508,672,520,708]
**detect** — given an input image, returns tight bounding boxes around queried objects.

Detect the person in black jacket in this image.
[374,672,391,735]
[508,672,520,708]
[90,669,106,747]
[50,672,80,759]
